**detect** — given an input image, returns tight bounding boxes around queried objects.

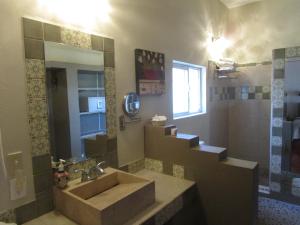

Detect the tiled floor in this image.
[258,197,300,225]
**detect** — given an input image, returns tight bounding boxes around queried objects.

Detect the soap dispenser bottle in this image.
[54,159,69,189]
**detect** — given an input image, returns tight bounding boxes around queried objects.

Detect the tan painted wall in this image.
[227,0,300,63]
[0,0,228,211]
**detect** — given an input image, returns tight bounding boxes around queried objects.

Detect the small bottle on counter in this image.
[54,159,69,189]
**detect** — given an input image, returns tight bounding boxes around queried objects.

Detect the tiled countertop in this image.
[23,169,195,225]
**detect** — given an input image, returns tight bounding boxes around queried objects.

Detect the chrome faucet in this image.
[74,161,106,182]
[89,161,106,180]
[74,168,90,182]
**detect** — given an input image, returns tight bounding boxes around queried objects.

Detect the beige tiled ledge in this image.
[23,169,195,225]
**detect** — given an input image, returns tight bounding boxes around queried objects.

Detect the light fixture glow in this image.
[38,0,112,29]
[205,34,233,62]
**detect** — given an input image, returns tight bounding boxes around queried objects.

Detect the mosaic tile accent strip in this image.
[104,67,117,138]
[209,85,271,101]
[25,58,50,156]
[292,186,300,197]
[31,136,50,157]
[25,59,45,79]
[285,46,300,58]
[272,136,282,147]
[128,158,145,173]
[258,197,300,225]
[272,79,284,110]
[26,78,46,99]
[28,117,49,138]
[270,182,281,192]
[0,209,16,223]
[61,28,92,49]
[270,155,282,174]
[155,196,183,225]
[173,164,184,179]
[145,158,163,173]
[273,59,285,70]
[272,118,283,128]
[27,98,48,119]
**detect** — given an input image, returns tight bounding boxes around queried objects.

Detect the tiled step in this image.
[173,133,200,148]
[221,157,258,170]
[164,124,177,135]
[191,144,227,161]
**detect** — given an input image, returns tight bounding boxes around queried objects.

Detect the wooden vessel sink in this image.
[54,167,155,225]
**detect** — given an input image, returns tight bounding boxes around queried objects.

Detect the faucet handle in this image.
[97,161,106,168]
[74,168,89,182]
[96,161,106,174]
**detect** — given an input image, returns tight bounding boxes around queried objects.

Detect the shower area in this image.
[208,60,271,186]
[208,46,300,204]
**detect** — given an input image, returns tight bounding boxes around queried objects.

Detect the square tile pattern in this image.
[209,85,271,102]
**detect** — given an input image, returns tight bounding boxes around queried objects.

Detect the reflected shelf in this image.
[80,111,105,116]
[78,87,105,91]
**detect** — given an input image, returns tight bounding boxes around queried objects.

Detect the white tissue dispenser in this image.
[151,115,167,126]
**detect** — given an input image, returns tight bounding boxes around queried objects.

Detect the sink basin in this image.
[54,168,155,225]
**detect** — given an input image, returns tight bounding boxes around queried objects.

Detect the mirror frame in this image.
[271,46,300,198]
[23,17,118,159]
[22,17,118,204]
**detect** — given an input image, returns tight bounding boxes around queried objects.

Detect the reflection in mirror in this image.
[45,41,106,162]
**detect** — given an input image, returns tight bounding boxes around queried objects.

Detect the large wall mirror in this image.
[45,42,106,162]
[23,18,118,167]
[271,46,300,198]
[283,56,300,175]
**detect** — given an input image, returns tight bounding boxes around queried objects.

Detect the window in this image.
[172,61,206,119]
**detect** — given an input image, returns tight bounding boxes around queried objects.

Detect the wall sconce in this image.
[206,35,237,79]
[207,36,233,62]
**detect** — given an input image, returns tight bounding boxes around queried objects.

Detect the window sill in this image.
[173,112,206,120]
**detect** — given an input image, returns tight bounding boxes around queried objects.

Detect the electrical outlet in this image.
[7,151,23,178]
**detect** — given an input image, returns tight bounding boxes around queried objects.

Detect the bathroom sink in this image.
[54,168,155,225]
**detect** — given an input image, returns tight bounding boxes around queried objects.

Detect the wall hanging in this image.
[135,49,165,96]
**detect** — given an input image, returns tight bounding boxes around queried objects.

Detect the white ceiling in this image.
[220,0,262,8]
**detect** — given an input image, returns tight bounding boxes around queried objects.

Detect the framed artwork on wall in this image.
[135,49,165,96]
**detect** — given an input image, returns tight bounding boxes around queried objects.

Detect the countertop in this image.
[23,169,195,225]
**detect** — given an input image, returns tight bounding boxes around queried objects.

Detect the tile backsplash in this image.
[209,85,271,101]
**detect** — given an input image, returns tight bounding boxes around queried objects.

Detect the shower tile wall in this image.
[209,63,272,180]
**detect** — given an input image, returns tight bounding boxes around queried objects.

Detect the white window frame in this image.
[172,60,206,120]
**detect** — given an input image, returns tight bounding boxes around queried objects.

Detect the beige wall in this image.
[0,0,228,211]
[227,0,300,63]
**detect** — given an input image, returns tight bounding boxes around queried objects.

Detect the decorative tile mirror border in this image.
[12,18,118,224]
[270,47,300,203]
